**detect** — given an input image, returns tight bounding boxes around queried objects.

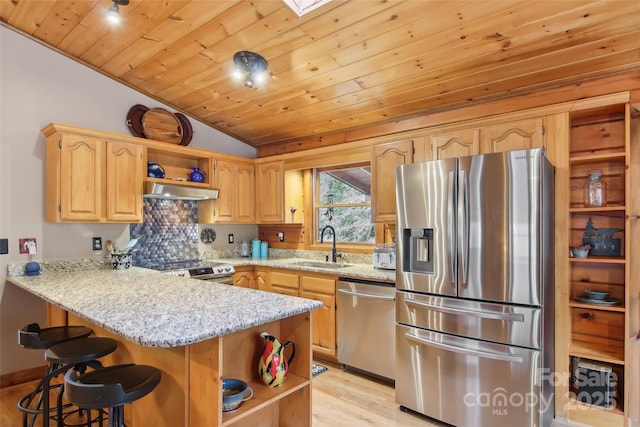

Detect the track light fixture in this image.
[107,0,129,24]
[232,51,268,88]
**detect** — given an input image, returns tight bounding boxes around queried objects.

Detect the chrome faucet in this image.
[320,225,338,263]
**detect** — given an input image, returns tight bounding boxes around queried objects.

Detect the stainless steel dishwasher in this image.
[337,277,395,381]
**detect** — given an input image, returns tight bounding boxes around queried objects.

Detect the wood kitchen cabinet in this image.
[233,266,254,289]
[371,140,413,223]
[259,268,338,361]
[481,116,544,154]
[200,158,255,224]
[269,270,299,296]
[418,128,480,161]
[256,160,285,223]
[44,125,144,222]
[299,274,337,359]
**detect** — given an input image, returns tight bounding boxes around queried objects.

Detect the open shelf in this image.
[222,374,309,426]
[569,342,624,365]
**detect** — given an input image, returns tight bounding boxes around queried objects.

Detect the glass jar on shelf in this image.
[584,170,606,207]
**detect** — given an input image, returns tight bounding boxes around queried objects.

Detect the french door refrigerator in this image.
[395,148,555,427]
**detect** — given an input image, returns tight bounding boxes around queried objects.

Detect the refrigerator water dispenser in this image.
[402,228,433,274]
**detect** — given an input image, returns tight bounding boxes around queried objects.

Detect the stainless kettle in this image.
[240,240,251,257]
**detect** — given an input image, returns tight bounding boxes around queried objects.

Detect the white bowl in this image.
[572,249,589,258]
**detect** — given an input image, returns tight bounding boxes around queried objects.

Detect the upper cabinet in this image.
[371,140,413,223]
[481,117,545,153]
[44,127,144,223]
[420,129,480,161]
[200,158,255,224]
[256,160,285,223]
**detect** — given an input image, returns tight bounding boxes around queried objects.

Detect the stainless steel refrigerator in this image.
[395,148,554,427]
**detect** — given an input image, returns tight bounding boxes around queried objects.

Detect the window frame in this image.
[311,162,376,248]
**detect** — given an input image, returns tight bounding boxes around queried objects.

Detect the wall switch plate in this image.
[0,238,8,255]
[278,232,285,242]
[92,237,103,251]
[19,238,37,254]
[228,234,234,244]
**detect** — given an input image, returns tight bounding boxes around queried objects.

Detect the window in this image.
[314,164,375,243]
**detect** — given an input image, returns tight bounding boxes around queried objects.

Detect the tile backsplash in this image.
[130,199,199,265]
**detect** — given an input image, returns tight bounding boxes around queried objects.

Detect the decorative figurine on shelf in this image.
[258,332,295,387]
[189,167,205,183]
[582,217,621,256]
[25,240,41,276]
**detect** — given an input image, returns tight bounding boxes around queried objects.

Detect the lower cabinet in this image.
[266,268,338,360]
[233,266,254,289]
[299,275,336,359]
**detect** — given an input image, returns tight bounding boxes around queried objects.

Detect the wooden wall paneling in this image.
[258,224,305,250]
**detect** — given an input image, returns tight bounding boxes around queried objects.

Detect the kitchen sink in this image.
[292,261,351,269]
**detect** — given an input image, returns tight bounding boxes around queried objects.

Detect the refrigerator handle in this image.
[458,169,469,285]
[447,171,456,284]
[405,332,525,363]
[405,298,525,322]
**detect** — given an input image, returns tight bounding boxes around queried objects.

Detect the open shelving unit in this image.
[565,103,633,426]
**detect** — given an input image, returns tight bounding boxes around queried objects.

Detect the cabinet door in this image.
[236,161,256,223]
[420,129,480,161]
[255,269,270,292]
[105,140,144,222]
[214,159,236,222]
[256,160,285,223]
[233,271,254,288]
[58,133,103,221]
[300,275,336,358]
[270,271,299,296]
[371,140,413,223]
[481,117,544,154]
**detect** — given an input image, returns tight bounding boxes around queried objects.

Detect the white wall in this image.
[0,27,257,375]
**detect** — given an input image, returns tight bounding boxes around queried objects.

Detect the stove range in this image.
[137,259,235,282]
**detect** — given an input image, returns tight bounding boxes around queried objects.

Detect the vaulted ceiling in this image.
[2,0,639,151]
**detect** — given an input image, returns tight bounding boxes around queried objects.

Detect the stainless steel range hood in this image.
[143,182,219,200]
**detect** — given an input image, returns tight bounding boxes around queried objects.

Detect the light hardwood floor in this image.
[1,362,445,427]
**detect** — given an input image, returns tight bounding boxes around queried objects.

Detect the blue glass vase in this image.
[189,167,205,183]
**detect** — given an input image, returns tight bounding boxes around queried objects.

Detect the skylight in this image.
[283,0,332,16]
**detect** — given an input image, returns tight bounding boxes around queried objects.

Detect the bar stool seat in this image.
[18,336,118,427]
[19,323,93,350]
[64,364,162,427]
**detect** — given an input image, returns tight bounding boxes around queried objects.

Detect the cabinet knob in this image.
[580,312,591,319]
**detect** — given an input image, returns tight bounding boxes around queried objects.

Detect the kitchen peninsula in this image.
[7,267,322,427]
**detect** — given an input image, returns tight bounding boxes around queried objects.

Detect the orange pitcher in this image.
[258,332,296,387]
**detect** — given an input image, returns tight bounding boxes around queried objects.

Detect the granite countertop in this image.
[7,267,322,348]
[219,257,397,282]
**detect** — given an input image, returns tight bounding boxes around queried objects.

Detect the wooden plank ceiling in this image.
[1,0,639,152]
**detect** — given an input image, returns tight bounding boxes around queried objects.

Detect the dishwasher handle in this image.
[405,331,524,363]
[337,288,395,301]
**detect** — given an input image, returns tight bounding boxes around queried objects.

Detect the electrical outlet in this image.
[228,234,234,244]
[0,238,8,255]
[92,237,103,251]
[278,232,285,242]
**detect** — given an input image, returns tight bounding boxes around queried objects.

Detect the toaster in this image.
[373,245,396,270]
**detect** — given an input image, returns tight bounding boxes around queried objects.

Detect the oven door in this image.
[191,275,234,285]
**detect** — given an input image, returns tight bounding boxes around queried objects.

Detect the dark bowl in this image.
[584,289,609,300]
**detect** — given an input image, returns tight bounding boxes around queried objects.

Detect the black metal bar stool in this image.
[64,364,162,427]
[17,323,93,427]
[19,333,118,427]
